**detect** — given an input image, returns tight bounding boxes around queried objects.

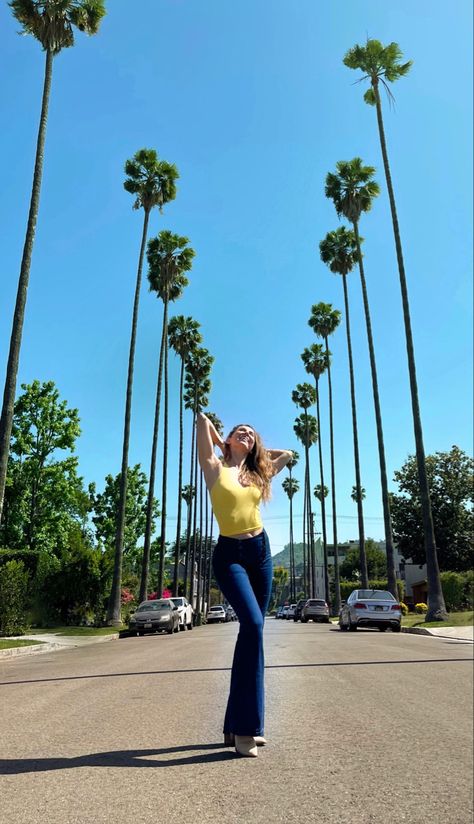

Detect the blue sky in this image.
[1,0,472,556]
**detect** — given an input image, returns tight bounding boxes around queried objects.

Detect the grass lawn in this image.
[26,626,125,636]
[0,639,45,650]
[402,611,473,628]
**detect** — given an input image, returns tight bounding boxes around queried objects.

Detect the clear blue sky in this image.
[1,0,472,556]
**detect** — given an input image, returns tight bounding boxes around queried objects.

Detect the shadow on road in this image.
[0,743,236,774]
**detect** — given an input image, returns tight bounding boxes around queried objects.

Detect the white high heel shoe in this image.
[234,735,258,757]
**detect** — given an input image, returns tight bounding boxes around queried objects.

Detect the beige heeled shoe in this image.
[224,733,267,747]
[234,735,258,757]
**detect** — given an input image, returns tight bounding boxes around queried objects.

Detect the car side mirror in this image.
[173,606,178,610]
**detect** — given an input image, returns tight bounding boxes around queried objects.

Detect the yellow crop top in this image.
[210,465,263,537]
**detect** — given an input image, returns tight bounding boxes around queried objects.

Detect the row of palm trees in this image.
[0,6,448,623]
[280,40,447,620]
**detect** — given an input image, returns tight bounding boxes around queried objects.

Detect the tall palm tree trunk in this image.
[139,300,166,603]
[206,510,214,613]
[157,307,170,596]
[315,379,330,603]
[172,358,185,595]
[341,274,368,587]
[195,468,204,624]
[109,210,151,623]
[289,491,294,601]
[304,439,314,597]
[183,405,196,597]
[325,337,341,612]
[373,84,446,620]
[353,221,397,596]
[302,472,307,596]
[189,408,199,608]
[0,50,54,521]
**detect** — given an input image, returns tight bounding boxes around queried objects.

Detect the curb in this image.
[0,632,120,659]
[0,642,62,658]
[402,626,473,642]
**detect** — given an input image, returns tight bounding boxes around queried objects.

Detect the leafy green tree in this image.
[0,0,106,523]
[340,541,387,581]
[142,232,195,601]
[292,385,318,598]
[301,343,330,603]
[0,559,29,635]
[273,565,289,607]
[325,157,397,597]
[343,40,446,621]
[390,446,473,572]
[109,150,179,625]
[168,316,202,596]
[320,227,368,588]
[308,303,342,611]
[0,380,85,554]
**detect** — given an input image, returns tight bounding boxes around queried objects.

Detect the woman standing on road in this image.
[197,412,292,757]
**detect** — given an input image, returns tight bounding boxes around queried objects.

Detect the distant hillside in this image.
[272,541,322,571]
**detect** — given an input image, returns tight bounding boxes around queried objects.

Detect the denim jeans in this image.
[212,530,273,737]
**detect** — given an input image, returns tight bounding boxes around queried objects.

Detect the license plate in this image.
[373,606,383,611]
[144,622,152,628]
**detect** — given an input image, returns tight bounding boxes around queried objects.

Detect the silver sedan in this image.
[339,589,402,632]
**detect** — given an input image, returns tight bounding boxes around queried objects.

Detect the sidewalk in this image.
[402,625,473,642]
[0,631,120,658]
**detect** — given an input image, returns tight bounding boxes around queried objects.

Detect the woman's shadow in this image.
[0,743,236,775]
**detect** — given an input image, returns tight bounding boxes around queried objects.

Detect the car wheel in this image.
[138,631,145,636]
[167,626,174,635]
[187,622,193,630]
[339,621,347,631]
[379,626,387,632]
[393,624,401,633]
[348,618,357,631]
[179,622,185,631]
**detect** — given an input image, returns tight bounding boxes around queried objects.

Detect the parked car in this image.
[275,606,284,619]
[339,589,402,632]
[129,599,180,636]
[281,605,290,619]
[286,603,297,619]
[170,596,194,631]
[293,599,308,622]
[301,599,330,623]
[225,605,237,622]
[207,605,227,623]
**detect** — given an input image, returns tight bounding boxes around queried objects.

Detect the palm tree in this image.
[184,348,213,609]
[282,476,299,602]
[168,316,202,596]
[301,344,330,604]
[286,450,299,599]
[343,40,446,620]
[107,150,179,623]
[292,384,318,596]
[319,227,368,588]
[0,1,106,522]
[308,303,341,611]
[325,158,397,597]
[141,232,195,602]
[351,485,366,503]
[314,484,329,502]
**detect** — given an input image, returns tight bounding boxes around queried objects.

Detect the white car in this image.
[170,596,194,631]
[207,605,227,623]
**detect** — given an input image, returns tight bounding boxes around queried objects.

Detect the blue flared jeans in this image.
[212,530,273,737]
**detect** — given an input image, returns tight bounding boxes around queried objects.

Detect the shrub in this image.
[440,570,473,611]
[399,602,409,615]
[0,560,29,636]
[339,579,405,603]
[415,602,428,614]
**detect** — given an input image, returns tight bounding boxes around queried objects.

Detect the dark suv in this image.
[293,599,308,622]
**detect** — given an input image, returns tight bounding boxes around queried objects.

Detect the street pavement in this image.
[1,621,472,824]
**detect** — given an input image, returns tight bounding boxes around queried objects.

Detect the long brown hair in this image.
[223,424,274,501]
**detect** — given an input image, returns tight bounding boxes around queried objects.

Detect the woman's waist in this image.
[220,527,264,540]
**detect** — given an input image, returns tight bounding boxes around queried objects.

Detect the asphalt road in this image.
[1,621,472,824]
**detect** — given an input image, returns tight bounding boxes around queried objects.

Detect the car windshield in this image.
[137,602,170,612]
[211,607,223,612]
[171,598,183,606]
[357,590,395,601]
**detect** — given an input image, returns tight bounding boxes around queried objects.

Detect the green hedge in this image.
[0,559,29,636]
[440,571,473,611]
[338,579,405,603]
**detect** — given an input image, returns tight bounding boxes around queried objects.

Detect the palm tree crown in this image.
[286,450,299,471]
[319,227,358,276]
[10,0,106,54]
[282,477,299,499]
[168,316,202,362]
[147,231,195,300]
[301,343,328,382]
[291,383,316,410]
[325,159,380,225]
[124,149,178,215]
[308,303,341,339]
[343,39,412,106]
[293,414,318,448]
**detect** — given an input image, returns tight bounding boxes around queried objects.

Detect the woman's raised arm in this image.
[267,449,293,476]
[197,412,224,487]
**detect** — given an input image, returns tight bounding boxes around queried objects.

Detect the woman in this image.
[197,411,292,757]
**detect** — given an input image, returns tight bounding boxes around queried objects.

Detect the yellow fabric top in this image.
[210,465,262,537]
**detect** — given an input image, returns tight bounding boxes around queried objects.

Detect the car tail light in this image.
[391,604,401,610]
[354,602,367,609]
